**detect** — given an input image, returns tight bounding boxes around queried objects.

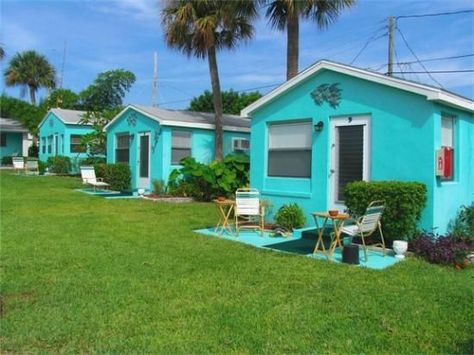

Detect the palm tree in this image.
[162,0,258,160]
[4,50,56,105]
[265,0,355,80]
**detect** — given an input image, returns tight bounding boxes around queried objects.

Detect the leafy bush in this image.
[275,203,306,230]
[448,204,474,240]
[91,163,130,191]
[81,156,106,166]
[47,156,71,174]
[344,181,427,241]
[152,180,167,195]
[38,160,47,175]
[412,232,472,268]
[28,143,39,157]
[168,154,249,201]
[1,156,13,165]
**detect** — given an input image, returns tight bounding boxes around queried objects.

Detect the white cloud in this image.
[89,0,160,23]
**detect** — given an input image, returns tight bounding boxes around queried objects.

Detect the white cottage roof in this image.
[0,118,28,132]
[241,60,474,116]
[105,105,250,132]
[38,108,91,128]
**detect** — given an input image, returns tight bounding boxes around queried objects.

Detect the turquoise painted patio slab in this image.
[75,188,141,199]
[194,228,402,270]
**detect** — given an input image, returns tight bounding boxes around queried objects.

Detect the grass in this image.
[1,171,473,353]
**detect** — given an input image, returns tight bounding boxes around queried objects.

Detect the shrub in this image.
[28,143,39,157]
[412,232,472,268]
[92,163,107,180]
[1,156,13,165]
[104,164,131,191]
[168,154,249,201]
[152,180,167,195]
[448,204,474,240]
[344,181,427,241]
[81,156,106,166]
[47,156,71,174]
[275,203,306,230]
[38,160,47,175]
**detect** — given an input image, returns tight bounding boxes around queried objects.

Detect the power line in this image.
[398,53,474,65]
[397,9,474,19]
[391,70,474,74]
[397,27,444,87]
[350,26,387,65]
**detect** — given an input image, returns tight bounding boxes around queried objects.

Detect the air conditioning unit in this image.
[233,139,250,151]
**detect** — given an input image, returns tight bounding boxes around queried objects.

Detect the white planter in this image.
[392,240,408,259]
[137,188,145,196]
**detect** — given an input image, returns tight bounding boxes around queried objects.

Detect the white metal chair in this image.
[340,200,386,262]
[235,188,265,236]
[12,157,25,174]
[25,159,39,175]
[80,166,110,191]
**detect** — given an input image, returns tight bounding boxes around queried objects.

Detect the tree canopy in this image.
[4,50,56,105]
[79,69,136,111]
[188,90,261,115]
[0,94,44,134]
[39,89,81,111]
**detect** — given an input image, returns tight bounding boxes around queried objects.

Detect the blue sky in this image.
[1,0,473,109]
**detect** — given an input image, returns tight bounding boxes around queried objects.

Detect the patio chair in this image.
[25,159,39,175]
[340,200,386,262]
[80,166,110,191]
[12,157,25,175]
[235,188,265,237]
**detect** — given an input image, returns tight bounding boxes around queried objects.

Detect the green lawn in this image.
[1,171,473,353]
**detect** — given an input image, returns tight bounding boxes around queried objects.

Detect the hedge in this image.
[93,163,131,192]
[47,156,71,174]
[344,181,427,241]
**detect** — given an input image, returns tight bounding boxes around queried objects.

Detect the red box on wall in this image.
[435,147,453,178]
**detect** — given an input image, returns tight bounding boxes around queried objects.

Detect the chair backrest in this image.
[359,200,385,233]
[12,157,24,169]
[235,188,260,216]
[80,166,97,184]
[26,159,39,170]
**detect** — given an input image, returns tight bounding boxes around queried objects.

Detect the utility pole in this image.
[152,52,158,107]
[387,16,395,76]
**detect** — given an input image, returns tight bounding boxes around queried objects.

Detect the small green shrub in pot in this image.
[47,156,71,174]
[275,203,306,230]
[38,160,47,175]
[344,181,427,241]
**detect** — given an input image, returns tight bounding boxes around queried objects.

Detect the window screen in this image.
[115,134,130,164]
[70,135,86,153]
[0,133,7,147]
[172,131,192,165]
[47,136,52,154]
[41,138,46,153]
[268,122,312,178]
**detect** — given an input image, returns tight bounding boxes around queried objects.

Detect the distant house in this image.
[38,108,94,168]
[104,105,250,191]
[0,118,32,161]
[242,60,473,235]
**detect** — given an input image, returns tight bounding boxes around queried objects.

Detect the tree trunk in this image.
[286,12,299,81]
[29,86,36,106]
[207,46,223,161]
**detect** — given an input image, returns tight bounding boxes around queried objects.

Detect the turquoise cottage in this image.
[0,118,32,160]
[242,60,473,235]
[104,105,250,191]
[38,108,94,169]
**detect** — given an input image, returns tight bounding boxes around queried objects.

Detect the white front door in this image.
[137,132,151,190]
[329,116,370,210]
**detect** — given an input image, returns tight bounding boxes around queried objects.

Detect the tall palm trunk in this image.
[29,86,36,106]
[286,12,299,80]
[207,45,224,161]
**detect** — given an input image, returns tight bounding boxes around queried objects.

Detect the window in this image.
[232,138,250,153]
[70,135,86,153]
[268,121,312,178]
[41,137,46,154]
[0,133,6,147]
[115,134,130,164]
[172,130,192,165]
[47,136,52,154]
[441,115,455,180]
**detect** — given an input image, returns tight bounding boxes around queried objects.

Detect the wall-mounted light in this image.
[314,121,324,132]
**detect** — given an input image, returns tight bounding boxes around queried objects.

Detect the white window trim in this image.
[231,137,250,152]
